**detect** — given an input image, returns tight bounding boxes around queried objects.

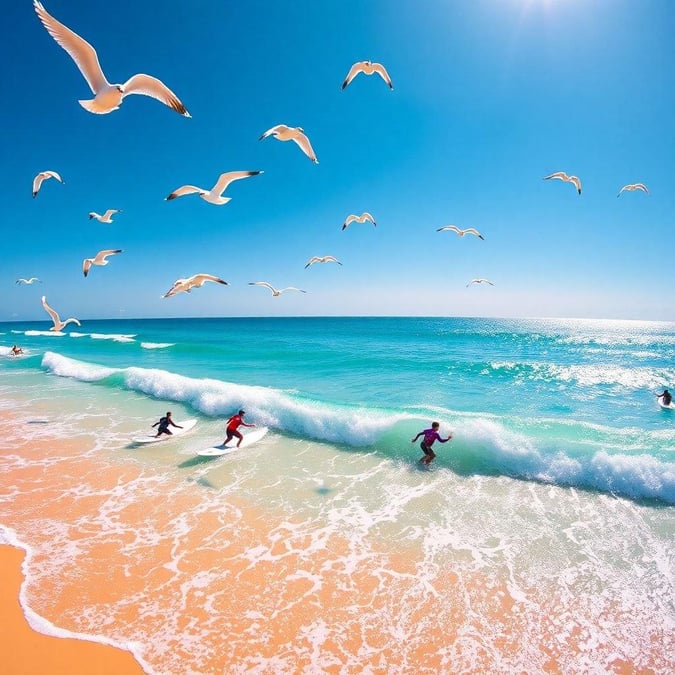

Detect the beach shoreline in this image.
[0,544,144,675]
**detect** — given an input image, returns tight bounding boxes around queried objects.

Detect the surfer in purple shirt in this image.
[411,422,452,465]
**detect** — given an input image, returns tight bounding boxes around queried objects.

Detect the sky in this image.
[2,0,674,322]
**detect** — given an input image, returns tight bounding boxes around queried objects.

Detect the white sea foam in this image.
[141,342,174,349]
[24,330,64,337]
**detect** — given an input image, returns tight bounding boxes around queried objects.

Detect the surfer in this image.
[224,410,255,448]
[657,389,672,406]
[10,345,24,356]
[411,422,452,465]
[152,411,183,437]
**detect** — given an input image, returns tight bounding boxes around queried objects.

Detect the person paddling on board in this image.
[224,410,255,447]
[10,345,23,356]
[152,411,183,437]
[658,389,672,406]
[411,422,452,466]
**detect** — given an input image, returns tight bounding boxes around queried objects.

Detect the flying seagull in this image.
[249,282,307,297]
[41,295,80,331]
[163,274,228,298]
[89,209,122,223]
[166,170,263,205]
[259,125,318,164]
[33,1,190,117]
[82,249,123,277]
[466,278,494,287]
[342,212,376,230]
[341,61,394,90]
[543,171,582,195]
[305,255,342,269]
[437,225,484,240]
[32,170,64,198]
[16,278,41,285]
[617,183,649,197]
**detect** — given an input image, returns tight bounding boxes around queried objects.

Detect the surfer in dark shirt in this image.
[152,411,183,437]
[658,389,672,406]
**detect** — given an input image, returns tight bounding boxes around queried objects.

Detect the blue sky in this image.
[2,0,674,322]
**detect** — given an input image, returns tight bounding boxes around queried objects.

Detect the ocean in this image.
[0,316,673,673]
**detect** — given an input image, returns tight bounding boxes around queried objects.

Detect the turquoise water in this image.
[1,316,674,672]
[3,316,674,503]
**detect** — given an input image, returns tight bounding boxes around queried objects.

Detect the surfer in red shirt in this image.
[224,410,255,447]
[411,422,452,465]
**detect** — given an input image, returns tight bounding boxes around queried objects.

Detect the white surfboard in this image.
[196,427,269,457]
[132,418,198,444]
[657,396,675,410]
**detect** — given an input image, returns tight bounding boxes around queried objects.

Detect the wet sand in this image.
[0,544,143,675]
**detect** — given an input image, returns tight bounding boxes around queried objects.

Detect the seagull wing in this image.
[43,170,63,183]
[249,281,277,294]
[569,175,582,194]
[211,170,262,196]
[324,256,341,264]
[341,62,365,89]
[437,225,461,234]
[163,280,184,298]
[32,174,44,197]
[41,295,61,325]
[166,185,204,200]
[362,212,377,225]
[372,63,394,89]
[259,124,285,140]
[187,273,228,288]
[280,287,307,294]
[82,258,92,277]
[94,249,123,264]
[305,257,321,268]
[102,209,119,219]
[342,215,358,230]
[34,1,109,94]
[122,73,190,117]
[464,228,485,239]
[291,131,318,163]
[634,183,649,193]
[543,172,569,181]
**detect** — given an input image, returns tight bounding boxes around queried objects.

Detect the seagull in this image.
[89,209,122,223]
[543,171,582,195]
[466,278,494,287]
[341,61,394,90]
[305,255,342,269]
[437,225,484,240]
[41,295,80,331]
[16,278,41,285]
[82,249,123,277]
[617,183,649,197]
[32,170,64,198]
[163,274,228,298]
[166,170,263,205]
[342,212,376,230]
[249,282,306,297]
[259,125,318,164]
[33,1,190,117]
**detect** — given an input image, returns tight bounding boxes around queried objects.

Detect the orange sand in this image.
[0,544,143,675]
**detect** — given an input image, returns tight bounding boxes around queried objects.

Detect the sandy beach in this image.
[0,545,143,675]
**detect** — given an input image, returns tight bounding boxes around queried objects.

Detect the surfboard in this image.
[132,418,198,444]
[196,427,269,457]
[657,396,675,410]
